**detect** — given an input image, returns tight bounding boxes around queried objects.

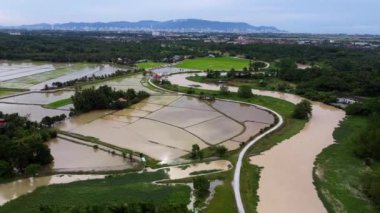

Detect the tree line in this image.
[0,112,55,179]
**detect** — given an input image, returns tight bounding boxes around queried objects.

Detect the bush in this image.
[0,160,13,179]
[292,100,312,119]
[193,176,210,199]
[215,146,228,157]
[237,85,253,98]
[25,164,41,176]
[219,85,230,95]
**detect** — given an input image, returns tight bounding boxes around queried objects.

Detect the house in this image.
[117,97,128,102]
[337,97,356,104]
[0,119,7,128]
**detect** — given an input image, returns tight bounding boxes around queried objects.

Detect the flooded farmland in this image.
[0,91,74,105]
[0,62,126,90]
[0,103,68,122]
[168,72,346,213]
[59,94,274,162]
[48,138,136,172]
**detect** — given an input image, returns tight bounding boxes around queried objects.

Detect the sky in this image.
[0,0,379,34]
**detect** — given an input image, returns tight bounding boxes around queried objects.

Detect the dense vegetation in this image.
[1,31,379,99]
[0,170,191,213]
[0,112,55,179]
[71,85,149,113]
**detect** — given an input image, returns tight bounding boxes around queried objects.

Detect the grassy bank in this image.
[153,81,306,213]
[0,170,190,213]
[175,57,250,71]
[44,98,72,109]
[314,116,380,213]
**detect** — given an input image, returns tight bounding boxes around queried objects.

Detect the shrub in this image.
[215,146,228,157]
[237,85,253,98]
[219,85,230,95]
[292,100,312,119]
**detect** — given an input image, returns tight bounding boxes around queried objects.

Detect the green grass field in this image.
[314,116,380,213]
[136,62,165,69]
[175,57,250,71]
[44,98,72,109]
[0,170,190,213]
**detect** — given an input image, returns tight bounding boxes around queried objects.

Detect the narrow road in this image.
[167,73,345,213]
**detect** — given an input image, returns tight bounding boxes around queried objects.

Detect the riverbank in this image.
[314,116,380,213]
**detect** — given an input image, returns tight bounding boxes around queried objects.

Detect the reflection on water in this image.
[0,175,105,206]
[0,61,59,82]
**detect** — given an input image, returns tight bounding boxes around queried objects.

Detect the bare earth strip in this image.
[167,73,346,213]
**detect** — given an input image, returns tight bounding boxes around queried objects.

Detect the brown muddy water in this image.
[186,117,243,145]
[60,94,274,163]
[168,72,346,213]
[0,103,68,122]
[159,160,232,180]
[48,138,135,172]
[0,174,105,206]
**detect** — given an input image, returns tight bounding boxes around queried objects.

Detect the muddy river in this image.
[167,72,345,213]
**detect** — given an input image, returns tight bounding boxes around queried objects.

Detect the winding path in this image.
[167,73,345,213]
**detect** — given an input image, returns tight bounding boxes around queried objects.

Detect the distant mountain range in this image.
[0,19,284,33]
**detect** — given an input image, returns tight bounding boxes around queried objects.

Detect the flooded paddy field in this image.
[0,61,63,82]
[48,138,136,172]
[85,74,154,94]
[60,95,274,162]
[0,103,68,122]
[0,62,125,90]
[0,91,74,105]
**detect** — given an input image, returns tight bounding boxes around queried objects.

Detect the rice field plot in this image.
[0,91,74,105]
[0,61,58,82]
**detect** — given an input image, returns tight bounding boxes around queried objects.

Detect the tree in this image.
[190,144,203,160]
[292,100,312,119]
[237,85,253,98]
[193,176,210,199]
[0,160,13,179]
[215,146,228,157]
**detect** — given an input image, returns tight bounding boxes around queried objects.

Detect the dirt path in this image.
[167,73,345,213]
